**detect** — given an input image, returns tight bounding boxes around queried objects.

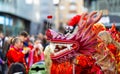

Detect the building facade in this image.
[84,0,120,28]
[58,0,84,25]
[0,0,54,35]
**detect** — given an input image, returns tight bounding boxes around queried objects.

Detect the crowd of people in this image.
[0,31,48,74]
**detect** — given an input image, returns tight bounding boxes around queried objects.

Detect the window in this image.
[0,16,13,26]
[0,16,4,25]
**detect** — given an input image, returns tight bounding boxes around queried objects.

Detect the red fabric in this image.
[110,24,116,33]
[50,55,102,74]
[107,43,117,55]
[28,45,33,50]
[51,62,72,74]
[91,64,103,74]
[75,55,90,74]
[33,55,41,63]
[109,24,120,42]
[33,48,41,63]
[28,48,44,69]
[75,55,102,74]
[6,46,29,73]
[6,46,25,67]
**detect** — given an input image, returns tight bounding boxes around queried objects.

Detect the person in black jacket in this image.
[8,62,26,74]
[0,32,6,74]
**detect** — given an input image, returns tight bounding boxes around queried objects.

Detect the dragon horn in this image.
[94,11,103,23]
[78,12,88,27]
[82,23,93,38]
[87,11,103,25]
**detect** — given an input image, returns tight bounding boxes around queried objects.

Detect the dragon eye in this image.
[65,26,73,30]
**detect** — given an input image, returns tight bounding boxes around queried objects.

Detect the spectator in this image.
[37,33,44,45]
[0,32,6,74]
[0,52,5,74]
[19,31,29,47]
[42,35,49,49]
[28,39,44,68]
[38,33,44,41]
[8,62,26,74]
[0,32,5,52]
[33,39,44,61]
[6,37,29,69]
[29,35,35,43]
[28,40,34,50]
[19,31,30,65]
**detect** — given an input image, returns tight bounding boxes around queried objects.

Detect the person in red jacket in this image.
[6,37,30,70]
[28,39,44,68]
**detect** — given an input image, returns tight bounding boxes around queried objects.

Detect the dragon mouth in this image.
[49,40,79,63]
[53,43,73,55]
[46,29,79,63]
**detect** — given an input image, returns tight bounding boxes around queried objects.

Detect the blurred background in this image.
[0,0,120,36]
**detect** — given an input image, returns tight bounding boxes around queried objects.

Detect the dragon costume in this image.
[92,23,120,74]
[44,11,104,74]
[108,24,120,73]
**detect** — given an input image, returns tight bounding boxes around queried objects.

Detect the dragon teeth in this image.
[55,43,73,48]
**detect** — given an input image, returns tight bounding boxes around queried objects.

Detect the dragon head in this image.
[46,29,79,63]
[46,11,103,63]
